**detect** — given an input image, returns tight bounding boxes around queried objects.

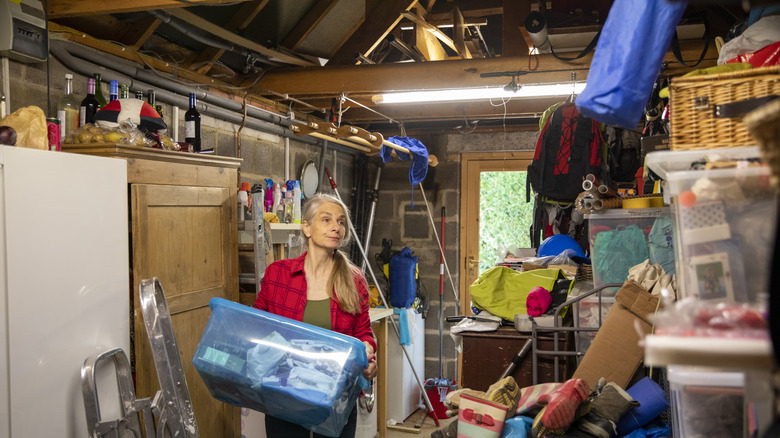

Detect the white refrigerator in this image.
[0,145,130,437]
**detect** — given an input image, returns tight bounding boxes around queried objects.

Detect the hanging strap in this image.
[549,30,601,62]
[670,16,710,68]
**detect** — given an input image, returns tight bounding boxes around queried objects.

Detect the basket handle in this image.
[713,95,780,118]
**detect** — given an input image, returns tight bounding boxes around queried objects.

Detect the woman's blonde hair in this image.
[302,193,363,314]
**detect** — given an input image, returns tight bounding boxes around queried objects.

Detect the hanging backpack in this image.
[605,126,643,183]
[389,247,417,308]
[527,102,605,203]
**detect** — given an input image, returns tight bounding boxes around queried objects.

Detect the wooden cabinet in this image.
[62,144,242,437]
[460,326,573,391]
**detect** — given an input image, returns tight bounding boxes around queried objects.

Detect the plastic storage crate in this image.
[193,298,368,437]
[668,366,745,438]
[646,147,776,302]
[586,208,675,296]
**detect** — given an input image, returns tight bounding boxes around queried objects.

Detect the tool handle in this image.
[324,167,338,189]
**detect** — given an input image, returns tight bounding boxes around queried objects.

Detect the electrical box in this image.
[0,0,48,63]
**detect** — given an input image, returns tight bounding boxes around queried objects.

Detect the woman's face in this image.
[302,201,347,251]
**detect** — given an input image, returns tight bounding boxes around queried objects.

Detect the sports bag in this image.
[527,102,604,202]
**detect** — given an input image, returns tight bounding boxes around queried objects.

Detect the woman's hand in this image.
[362,341,377,380]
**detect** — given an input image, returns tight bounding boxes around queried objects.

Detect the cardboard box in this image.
[572,281,659,389]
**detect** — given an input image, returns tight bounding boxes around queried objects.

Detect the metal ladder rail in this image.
[81,347,156,438]
[139,277,201,438]
[531,283,624,384]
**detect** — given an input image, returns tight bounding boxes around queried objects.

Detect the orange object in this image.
[679,190,697,207]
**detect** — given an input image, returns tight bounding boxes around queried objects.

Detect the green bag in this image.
[469,267,575,321]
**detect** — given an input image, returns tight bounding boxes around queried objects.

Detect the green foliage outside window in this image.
[479,171,534,273]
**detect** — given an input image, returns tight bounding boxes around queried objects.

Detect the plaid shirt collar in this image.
[289,251,308,276]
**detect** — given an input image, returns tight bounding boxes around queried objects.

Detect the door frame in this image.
[458,152,534,315]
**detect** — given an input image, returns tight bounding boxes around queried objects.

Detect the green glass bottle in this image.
[93,73,106,108]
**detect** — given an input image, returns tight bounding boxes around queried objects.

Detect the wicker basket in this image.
[669,66,780,151]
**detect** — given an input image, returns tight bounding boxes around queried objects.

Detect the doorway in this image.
[459,152,534,315]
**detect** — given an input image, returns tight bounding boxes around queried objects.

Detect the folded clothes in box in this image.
[192,298,368,437]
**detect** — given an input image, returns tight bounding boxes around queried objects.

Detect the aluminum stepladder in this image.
[81,277,200,438]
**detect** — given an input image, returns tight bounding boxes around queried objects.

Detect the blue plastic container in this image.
[193,298,368,437]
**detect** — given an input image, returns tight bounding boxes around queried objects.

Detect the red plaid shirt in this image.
[254,252,377,353]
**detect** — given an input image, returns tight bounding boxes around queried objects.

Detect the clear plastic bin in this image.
[646,148,776,302]
[586,208,674,296]
[668,366,745,438]
[192,298,368,437]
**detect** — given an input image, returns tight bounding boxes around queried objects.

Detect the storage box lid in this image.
[645,146,762,181]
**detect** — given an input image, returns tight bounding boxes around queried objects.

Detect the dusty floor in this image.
[385,409,458,438]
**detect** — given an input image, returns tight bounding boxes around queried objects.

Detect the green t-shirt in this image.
[303,298,332,330]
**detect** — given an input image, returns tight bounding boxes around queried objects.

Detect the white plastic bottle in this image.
[293,180,302,224]
[272,183,282,216]
[238,187,248,222]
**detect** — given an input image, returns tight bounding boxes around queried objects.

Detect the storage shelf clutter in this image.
[641,144,777,436]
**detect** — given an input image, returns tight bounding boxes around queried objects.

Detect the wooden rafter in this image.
[165,7,316,66]
[401,11,461,55]
[189,0,270,74]
[328,0,420,65]
[281,0,339,51]
[47,0,253,19]
[123,15,162,51]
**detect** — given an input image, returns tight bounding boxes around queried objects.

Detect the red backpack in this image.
[527,102,605,202]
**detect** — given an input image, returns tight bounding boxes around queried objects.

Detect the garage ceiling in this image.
[48,0,746,134]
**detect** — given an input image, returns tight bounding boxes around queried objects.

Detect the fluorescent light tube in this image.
[373,82,586,104]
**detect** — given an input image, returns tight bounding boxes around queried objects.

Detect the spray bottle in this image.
[264,179,274,212]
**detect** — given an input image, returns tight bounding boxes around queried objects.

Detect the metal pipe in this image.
[359,163,382,272]
[49,40,360,155]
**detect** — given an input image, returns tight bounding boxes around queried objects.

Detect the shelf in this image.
[644,334,774,370]
[268,223,302,231]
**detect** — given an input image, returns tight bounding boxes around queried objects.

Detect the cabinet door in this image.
[131,183,239,437]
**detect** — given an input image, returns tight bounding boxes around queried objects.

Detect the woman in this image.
[254,193,378,438]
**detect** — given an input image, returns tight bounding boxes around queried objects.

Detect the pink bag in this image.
[457,394,508,438]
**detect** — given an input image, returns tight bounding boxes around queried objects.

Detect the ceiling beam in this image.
[189,0,270,74]
[401,11,462,55]
[47,0,252,19]
[165,7,316,66]
[328,0,420,65]
[282,0,340,51]
[256,53,592,97]
[503,0,530,57]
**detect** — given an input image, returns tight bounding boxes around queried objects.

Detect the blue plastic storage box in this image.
[193,297,368,437]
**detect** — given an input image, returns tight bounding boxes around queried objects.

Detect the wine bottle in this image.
[57,73,80,140]
[93,73,106,108]
[135,90,144,100]
[147,90,156,107]
[119,84,129,99]
[109,80,118,102]
[184,93,201,152]
[79,77,101,126]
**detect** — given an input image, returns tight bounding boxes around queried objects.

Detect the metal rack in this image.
[530,282,624,384]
